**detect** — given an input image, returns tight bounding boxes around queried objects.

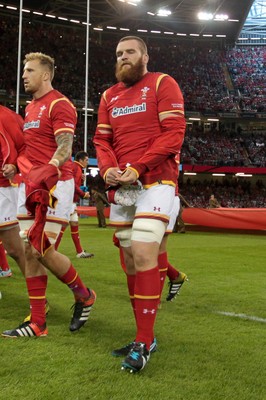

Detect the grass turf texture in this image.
[0,218,265,400]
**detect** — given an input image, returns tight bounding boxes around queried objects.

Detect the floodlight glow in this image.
[128,2,138,6]
[33,11,43,15]
[93,27,103,31]
[147,11,155,15]
[190,33,200,36]
[212,173,225,176]
[198,12,213,20]
[164,31,174,35]
[70,19,80,24]
[88,168,99,177]
[184,172,197,175]
[107,26,117,29]
[151,30,161,33]
[157,9,172,17]
[120,27,130,31]
[137,29,148,32]
[7,6,17,10]
[22,9,30,13]
[228,19,239,22]
[214,14,229,20]
[177,33,187,36]
[235,174,253,177]
[58,16,68,20]
[46,14,56,18]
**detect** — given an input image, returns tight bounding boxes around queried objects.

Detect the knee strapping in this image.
[115,228,132,247]
[131,218,166,244]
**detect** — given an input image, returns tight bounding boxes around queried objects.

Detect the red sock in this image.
[0,241,10,271]
[134,266,160,349]
[126,274,136,321]
[59,265,89,300]
[70,225,83,254]
[158,252,169,297]
[167,263,180,281]
[54,226,66,251]
[26,275,47,327]
[119,247,127,273]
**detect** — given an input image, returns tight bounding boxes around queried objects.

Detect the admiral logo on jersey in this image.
[23,120,41,130]
[112,102,146,118]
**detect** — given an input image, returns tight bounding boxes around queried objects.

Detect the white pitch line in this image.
[216,311,266,323]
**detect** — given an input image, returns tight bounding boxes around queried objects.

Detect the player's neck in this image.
[33,83,54,100]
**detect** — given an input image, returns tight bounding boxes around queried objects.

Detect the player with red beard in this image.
[94,36,186,373]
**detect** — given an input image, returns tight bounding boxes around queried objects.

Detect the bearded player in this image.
[94,36,186,372]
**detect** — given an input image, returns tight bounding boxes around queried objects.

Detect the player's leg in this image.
[0,226,26,276]
[0,240,12,277]
[121,185,173,373]
[69,206,94,258]
[43,180,96,332]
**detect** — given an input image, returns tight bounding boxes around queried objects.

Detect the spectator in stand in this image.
[209,194,221,208]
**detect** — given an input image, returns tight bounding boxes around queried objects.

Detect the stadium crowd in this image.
[182,127,266,168]
[0,15,265,211]
[179,178,266,208]
[0,16,265,113]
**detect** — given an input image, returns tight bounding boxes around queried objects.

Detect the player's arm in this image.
[49,132,73,168]
[93,92,120,184]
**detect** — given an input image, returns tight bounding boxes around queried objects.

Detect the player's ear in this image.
[144,54,149,64]
[43,70,50,82]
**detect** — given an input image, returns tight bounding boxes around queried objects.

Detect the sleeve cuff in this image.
[129,163,147,177]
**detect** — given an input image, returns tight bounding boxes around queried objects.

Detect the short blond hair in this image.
[23,52,55,81]
[118,36,148,55]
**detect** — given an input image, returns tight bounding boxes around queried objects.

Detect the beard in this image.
[115,58,145,86]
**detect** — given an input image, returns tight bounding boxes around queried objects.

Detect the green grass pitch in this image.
[0,218,265,400]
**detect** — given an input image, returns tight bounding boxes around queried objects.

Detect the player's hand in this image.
[116,168,138,185]
[84,192,90,199]
[105,167,122,186]
[2,164,17,179]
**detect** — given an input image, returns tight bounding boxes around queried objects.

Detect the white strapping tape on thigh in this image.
[69,210,78,222]
[115,228,132,248]
[131,218,166,244]
[19,220,61,244]
[44,222,62,244]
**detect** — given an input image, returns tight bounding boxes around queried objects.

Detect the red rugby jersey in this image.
[0,106,25,187]
[94,72,186,188]
[23,89,77,180]
[72,161,86,202]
